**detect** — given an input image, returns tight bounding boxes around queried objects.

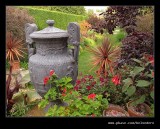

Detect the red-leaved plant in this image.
[87,38,121,77]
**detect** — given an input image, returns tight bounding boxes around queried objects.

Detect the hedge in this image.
[19,7,87,30]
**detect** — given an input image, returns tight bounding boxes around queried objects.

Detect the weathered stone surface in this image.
[25,20,80,97]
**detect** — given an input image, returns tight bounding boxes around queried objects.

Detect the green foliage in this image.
[119,55,154,106]
[46,93,108,117]
[136,80,151,87]
[6,60,10,69]
[19,7,86,30]
[9,102,29,117]
[20,61,28,70]
[38,70,109,116]
[126,86,136,97]
[130,95,146,106]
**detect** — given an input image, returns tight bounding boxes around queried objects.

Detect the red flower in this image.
[81,78,86,83]
[91,81,96,86]
[145,54,154,66]
[91,114,95,117]
[70,91,72,94]
[88,75,93,80]
[43,76,50,85]
[62,93,66,96]
[86,86,91,90]
[74,86,79,91]
[148,55,154,66]
[63,88,67,93]
[49,70,54,76]
[76,79,81,85]
[88,93,96,100]
[112,75,121,86]
[100,77,104,82]
[152,71,154,77]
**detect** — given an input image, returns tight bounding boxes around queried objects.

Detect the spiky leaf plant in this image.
[6,32,26,62]
[87,38,121,77]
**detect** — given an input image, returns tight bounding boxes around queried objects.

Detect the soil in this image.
[25,105,45,117]
[130,104,148,115]
[104,110,127,117]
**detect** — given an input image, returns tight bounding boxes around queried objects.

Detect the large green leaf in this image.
[19,73,30,85]
[150,91,154,100]
[26,90,42,103]
[131,66,144,77]
[131,58,142,64]
[136,80,151,87]
[122,78,133,93]
[130,95,146,106]
[126,86,136,96]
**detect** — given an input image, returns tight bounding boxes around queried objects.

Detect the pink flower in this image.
[43,76,50,85]
[88,93,96,100]
[112,75,121,86]
[49,70,54,76]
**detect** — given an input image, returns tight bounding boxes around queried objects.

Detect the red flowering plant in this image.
[38,70,109,116]
[38,69,74,109]
[74,74,110,97]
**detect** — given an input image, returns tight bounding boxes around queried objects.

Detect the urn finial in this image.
[46,20,54,26]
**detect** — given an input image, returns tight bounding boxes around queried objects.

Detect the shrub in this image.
[79,20,91,37]
[117,31,153,67]
[6,6,35,43]
[119,55,154,106]
[29,6,86,15]
[19,7,87,30]
[87,14,106,34]
[99,6,141,34]
[136,13,154,33]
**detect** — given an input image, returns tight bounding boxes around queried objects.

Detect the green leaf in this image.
[136,80,151,87]
[147,74,153,78]
[38,99,49,109]
[130,95,146,106]
[66,83,73,89]
[126,86,136,96]
[132,66,144,77]
[122,78,133,92]
[19,73,31,85]
[150,91,154,100]
[26,90,42,103]
[131,58,142,64]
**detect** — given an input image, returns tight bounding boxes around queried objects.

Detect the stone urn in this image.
[25,20,80,97]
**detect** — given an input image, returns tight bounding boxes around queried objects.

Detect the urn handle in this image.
[25,23,38,59]
[67,22,80,63]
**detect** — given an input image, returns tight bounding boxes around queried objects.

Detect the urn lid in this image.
[30,20,69,39]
